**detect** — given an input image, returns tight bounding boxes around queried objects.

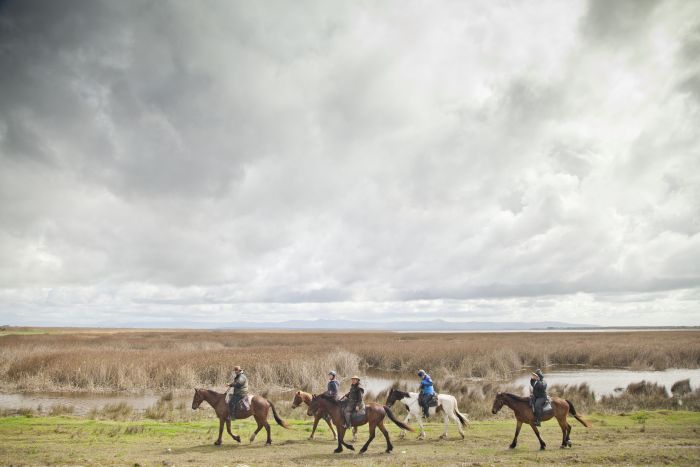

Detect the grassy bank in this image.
[1,329,699,393]
[1,411,698,465]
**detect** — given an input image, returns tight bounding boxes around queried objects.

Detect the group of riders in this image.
[225,365,550,427]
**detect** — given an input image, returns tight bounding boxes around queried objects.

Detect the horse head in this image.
[192,388,204,410]
[491,392,505,414]
[291,390,304,409]
[385,388,408,407]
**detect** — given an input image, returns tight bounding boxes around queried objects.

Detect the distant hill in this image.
[220,319,597,331]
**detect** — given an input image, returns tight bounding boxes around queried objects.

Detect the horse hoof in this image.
[334,448,342,453]
[214,441,221,446]
[234,436,241,443]
[359,449,367,454]
[568,442,572,448]
[439,434,447,440]
[540,446,546,451]
[346,445,355,451]
[509,445,516,450]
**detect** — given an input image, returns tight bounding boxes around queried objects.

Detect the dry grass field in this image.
[1,329,699,394]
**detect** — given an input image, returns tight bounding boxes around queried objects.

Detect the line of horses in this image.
[192,386,590,454]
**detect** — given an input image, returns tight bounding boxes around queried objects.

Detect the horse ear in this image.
[296,390,300,395]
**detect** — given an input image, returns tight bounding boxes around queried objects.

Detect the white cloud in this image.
[0,0,698,326]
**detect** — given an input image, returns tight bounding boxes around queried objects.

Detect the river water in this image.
[2,368,699,414]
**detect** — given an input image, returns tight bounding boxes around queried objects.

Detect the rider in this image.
[417,369,435,418]
[341,375,364,428]
[530,369,548,426]
[227,365,248,421]
[324,370,340,399]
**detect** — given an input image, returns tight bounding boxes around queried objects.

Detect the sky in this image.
[0,0,699,327]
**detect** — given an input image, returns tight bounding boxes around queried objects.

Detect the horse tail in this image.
[384,405,414,432]
[454,407,470,428]
[269,401,290,429]
[566,399,591,428]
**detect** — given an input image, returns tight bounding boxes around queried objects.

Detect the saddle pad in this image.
[428,394,439,407]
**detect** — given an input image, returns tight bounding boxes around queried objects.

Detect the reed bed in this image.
[1,330,698,394]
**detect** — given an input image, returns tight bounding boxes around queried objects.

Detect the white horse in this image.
[385,388,469,439]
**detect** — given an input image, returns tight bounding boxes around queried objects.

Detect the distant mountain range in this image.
[220,319,598,331]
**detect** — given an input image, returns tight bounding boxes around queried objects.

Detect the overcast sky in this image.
[1,0,699,327]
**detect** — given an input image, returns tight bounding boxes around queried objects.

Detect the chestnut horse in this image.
[491,392,590,450]
[192,388,289,446]
[291,390,339,440]
[309,393,413,454]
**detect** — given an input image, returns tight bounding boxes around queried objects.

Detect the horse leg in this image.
[379,420,393,453]
[566,422,572,447]
[510,421,522,449]
[359,424,376,454]
[264,422,271,445]
[226,419,241,443]
[416,412,426,440]
[325,415,337,440]
[400,412,411,439]
[352,426,357,443]
[439,408,449,439]
[334,426,344,453]
[250,423,263,443]
[530,423,546,450]
[450,410,465,439]
[557,415,569,448]
[214,419,224,445]
[310,414,321,439]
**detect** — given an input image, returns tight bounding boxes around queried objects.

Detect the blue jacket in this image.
[420,374,435,395]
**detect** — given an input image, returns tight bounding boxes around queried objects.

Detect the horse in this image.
[491,392,591,450]
[308,393,413,454]
[192,388,289,446]
[385,388,469,440]
[291,390,342,440]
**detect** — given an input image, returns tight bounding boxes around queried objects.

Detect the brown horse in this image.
[291,390,341,440]
[192,388,289,446]
[491,392,590,450]
[309,393,413,454]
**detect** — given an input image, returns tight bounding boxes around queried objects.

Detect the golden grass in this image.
[1,329,698,394]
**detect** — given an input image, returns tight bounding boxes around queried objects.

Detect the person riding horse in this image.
[340,375,364,428]
[324,370,340,399]
[530,369,548,426]
[417,369,435,418]
[226,365,248,421]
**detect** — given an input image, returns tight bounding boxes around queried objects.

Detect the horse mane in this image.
[502,392,530,403]
[317,393,341,404]
[391,388,410,398]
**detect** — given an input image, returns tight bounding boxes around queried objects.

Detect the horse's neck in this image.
[300,392,313,405]
[202,390,224,407]
[503,395,524,410]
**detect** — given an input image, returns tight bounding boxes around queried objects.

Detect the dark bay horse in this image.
[192,388,289,446]
[309,393,413,454]
[491,392,590,450]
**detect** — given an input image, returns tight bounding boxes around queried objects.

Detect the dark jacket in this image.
[229,372,249,398]
[531,378,547,399]
[326,379,340,397]
[344,383,365,409]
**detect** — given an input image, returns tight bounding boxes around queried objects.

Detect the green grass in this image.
[1,411,698,465]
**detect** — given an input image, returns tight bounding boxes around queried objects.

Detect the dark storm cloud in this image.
[0,0,699,326]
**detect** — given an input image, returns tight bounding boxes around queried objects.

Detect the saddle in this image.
[350,408,366,424]
[428,394,439,407]
[530,397,553,417]
[228,394,252,413]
